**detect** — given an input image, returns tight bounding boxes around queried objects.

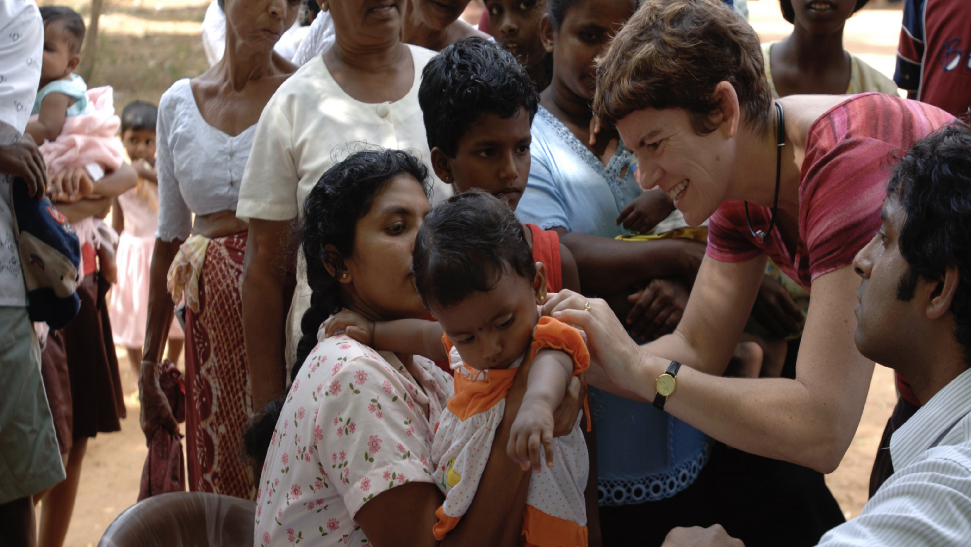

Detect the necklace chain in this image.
[744,101,786,243]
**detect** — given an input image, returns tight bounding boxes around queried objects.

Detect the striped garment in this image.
[707,93,953,406]
[816,367,971,546]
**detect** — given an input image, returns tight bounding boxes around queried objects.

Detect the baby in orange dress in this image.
[325,190,590,546]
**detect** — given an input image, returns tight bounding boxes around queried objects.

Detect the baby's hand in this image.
[615,189,674,233]
[321,308,374,346]
[507,398,556,473]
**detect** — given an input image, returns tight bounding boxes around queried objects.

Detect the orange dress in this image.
[432,317,590,547]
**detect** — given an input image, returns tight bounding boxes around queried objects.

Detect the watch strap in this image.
[653,360,682,411]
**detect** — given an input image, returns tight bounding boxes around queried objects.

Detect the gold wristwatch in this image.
[653,361,682,411]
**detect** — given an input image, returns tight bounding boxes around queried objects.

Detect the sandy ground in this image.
[49,0,904,545]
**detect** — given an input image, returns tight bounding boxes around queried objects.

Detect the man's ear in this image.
[431,147,454,185]
[532,262,548,304]
[926,266,960,320]
[712,81,741,140]
[540,14,555,54]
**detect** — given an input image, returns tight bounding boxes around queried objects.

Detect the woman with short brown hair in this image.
[551,0,951,501]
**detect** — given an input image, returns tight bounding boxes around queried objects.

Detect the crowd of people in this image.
[0,0,969,545]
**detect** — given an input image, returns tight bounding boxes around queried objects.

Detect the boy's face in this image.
[41,21,79,84]
[122,128,157,164]
[432,264,547,372]
[433,108,532,212]
[487,0,548,69]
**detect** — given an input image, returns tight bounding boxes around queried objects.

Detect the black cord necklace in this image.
[744,101,785,243]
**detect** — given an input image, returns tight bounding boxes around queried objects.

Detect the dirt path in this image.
[48,1,903,545]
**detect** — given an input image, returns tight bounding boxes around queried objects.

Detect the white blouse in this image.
[156,79,257,242]
[237,43,452,368]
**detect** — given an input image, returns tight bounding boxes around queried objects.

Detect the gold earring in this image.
[539,295,545,303]
[341,273,347,279]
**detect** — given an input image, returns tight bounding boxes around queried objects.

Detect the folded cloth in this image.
[138,361,186,501]
[167,235,210,314]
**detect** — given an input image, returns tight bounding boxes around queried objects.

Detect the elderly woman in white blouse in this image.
[238,0,455,411]
[138,0,300,500]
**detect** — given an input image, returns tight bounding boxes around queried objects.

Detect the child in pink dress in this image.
[326,191,591,546]
[109,100,184,373]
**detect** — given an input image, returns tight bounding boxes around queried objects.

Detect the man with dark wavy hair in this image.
[662,121,971,546]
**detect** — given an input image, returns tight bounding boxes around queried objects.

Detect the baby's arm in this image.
[507,348,574,473]
[322,309,448,361]
[25,93,71,145]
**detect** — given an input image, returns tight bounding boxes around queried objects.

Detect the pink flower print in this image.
[314,425,323,442]
[333,417,339,426]
[328,379,342,396]
[336,425,344,438]
[293,379,300,392]
[367,403,377,413]
[339,342,352,350]
[348,422,356,434]
[382,381,394,394]
[360,477,371,492]
[367,435,382,454]
[291,484,302,498]
[257,504,262,517]
[406,398,416,411]
[263,532,271,545]
[287,528,296,543]
[270,432,277,445]
[298,407,306,420]
[383,471,391,481]
[309,361,318,373]
[281,452,289,465]
[317,498,324,505]
[339,450,346,461]
[274,478,280,487]
[307,500,316,510]
[420,454,429,467]
[406,426,415,436]
[284,419,290,430]
[278,508,284,519]
[304,452,311,462]
[354,370,368,385]
[332,363,343,376]
[316,383,324,394]
[397,474,405,485]
[315,479,324,490]
[396,443,406,454]
[375,411,383,420]
[295,434,302,445]
[332,453,338,464]
[327,518,340,531]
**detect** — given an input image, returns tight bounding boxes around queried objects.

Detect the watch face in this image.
[657,374,676,397]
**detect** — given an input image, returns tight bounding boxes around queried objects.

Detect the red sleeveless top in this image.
[526,223,563,293]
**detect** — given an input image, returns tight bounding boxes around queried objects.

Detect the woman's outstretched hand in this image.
[542,291,644,394]
[138,360,179,446]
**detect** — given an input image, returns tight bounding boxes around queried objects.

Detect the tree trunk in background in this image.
[78,0,105,80]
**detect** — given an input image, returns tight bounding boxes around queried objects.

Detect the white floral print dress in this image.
[254,332,453,546]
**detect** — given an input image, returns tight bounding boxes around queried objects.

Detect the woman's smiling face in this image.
[616,106,736,227]
[342,174,432,321]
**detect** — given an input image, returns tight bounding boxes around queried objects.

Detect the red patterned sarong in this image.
[183,231,256,500]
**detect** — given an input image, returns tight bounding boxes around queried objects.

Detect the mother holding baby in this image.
[248,148,583,546]
[547,0,952,542]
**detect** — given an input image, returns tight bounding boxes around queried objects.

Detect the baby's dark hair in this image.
[413,190,536,310]
[244,148,430,476]
[40,6,86,54]
[121,101,158,133]
[419,37,539,158]
[778,0,869,24]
